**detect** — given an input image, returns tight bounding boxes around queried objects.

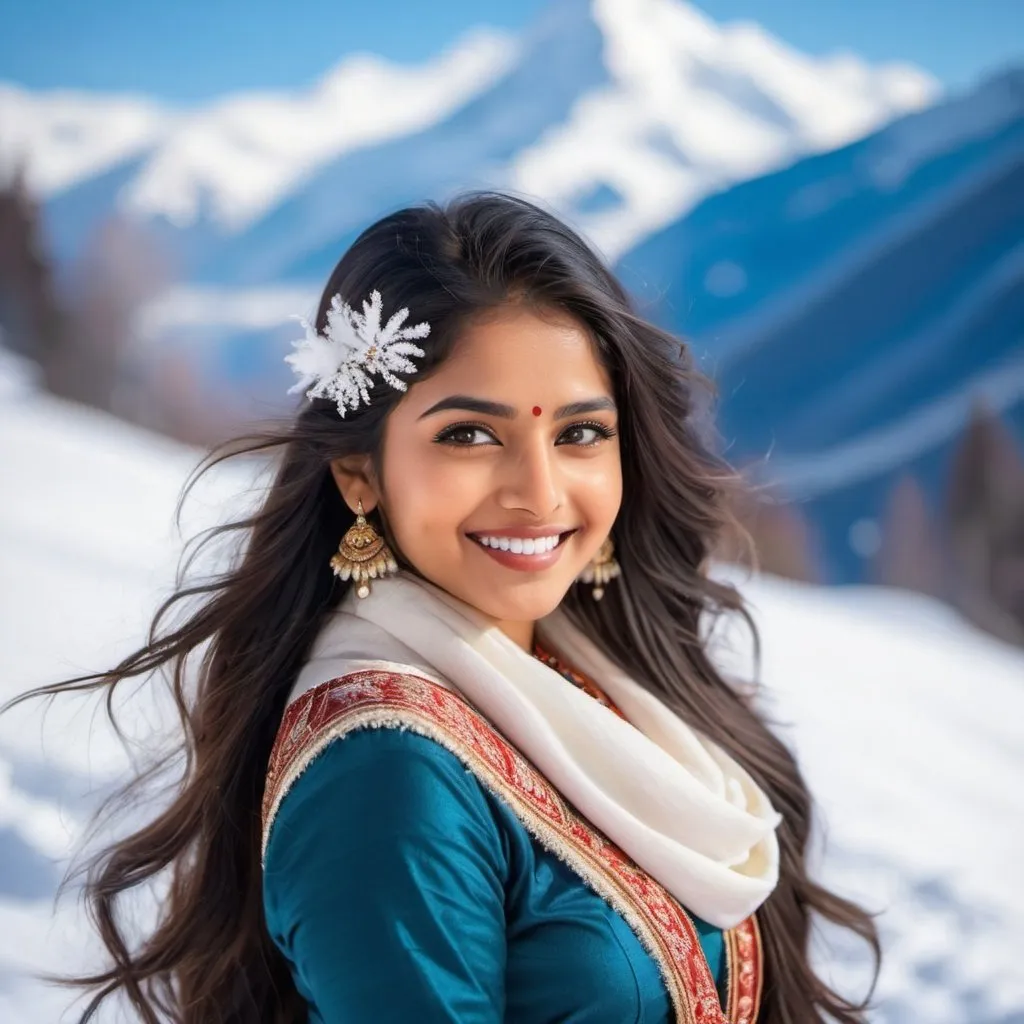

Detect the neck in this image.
[494,618,536,652]
[392,572,537,652]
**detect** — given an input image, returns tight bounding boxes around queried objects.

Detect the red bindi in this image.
[532,406,543,417]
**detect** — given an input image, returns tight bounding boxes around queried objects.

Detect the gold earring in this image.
[578,536,620,600]
[330,500,398,599]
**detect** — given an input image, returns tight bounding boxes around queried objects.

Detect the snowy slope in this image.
[1,386,1022,1022]
[2,0,937,277]
[619,68,1024,582]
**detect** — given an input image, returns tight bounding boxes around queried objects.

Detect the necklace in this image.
[533,643,627,720]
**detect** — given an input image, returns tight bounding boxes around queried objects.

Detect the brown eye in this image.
[434,423,500,446]
[556,422,616,447]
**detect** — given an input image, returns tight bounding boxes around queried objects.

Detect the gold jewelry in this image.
[330,500,398,599]
[578,536,620,600]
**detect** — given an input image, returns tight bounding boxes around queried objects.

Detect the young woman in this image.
[10,193,878,1022]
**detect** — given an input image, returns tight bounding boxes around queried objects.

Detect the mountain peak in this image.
[120,27,517,229]
[510,0,939,257]
[1,0,940,264]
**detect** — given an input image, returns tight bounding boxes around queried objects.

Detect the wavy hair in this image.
[5,192,879,1022]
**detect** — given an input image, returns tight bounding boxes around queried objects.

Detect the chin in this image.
[459,578,573,626]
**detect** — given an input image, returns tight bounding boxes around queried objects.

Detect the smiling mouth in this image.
[466,529,577,557]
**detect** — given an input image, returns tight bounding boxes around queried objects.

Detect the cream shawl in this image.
[289,573,781,929]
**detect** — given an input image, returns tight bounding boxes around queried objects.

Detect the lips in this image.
[466,528,577,572]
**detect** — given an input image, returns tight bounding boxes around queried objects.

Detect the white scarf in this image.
[291,573,782,929]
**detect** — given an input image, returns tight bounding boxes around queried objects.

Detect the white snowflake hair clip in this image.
[285,289,430,417]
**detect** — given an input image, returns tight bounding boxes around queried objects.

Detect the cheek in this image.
[380,446,480,551]
[576,454,623,530]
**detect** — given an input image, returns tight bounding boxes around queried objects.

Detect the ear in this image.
[328,455,382,515]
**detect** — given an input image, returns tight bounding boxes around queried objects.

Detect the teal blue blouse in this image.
[263,727,725,1022]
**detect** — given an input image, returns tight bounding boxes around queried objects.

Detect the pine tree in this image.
[0,169,64,368]
[945,404,1024,646]
[873,474,945,598]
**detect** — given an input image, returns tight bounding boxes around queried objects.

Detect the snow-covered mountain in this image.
[0,86,169,196]
[619,68,1024,582]
[8,0,1016,594]
[1,375,1022,1022]
[0,28,515,226]
[3,0,937,275]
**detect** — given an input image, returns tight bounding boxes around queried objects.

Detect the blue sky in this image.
[0,0,1020,101]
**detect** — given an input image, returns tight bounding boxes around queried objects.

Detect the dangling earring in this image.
[330,499,398,599]
[578,536,620,601]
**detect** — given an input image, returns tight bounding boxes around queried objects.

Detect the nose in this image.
[496,436,562,519]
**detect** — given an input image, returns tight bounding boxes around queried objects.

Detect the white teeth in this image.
[475,533,563,554]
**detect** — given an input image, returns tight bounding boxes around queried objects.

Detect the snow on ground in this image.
[712,572,1024,1020]
[1,385,1022,1022]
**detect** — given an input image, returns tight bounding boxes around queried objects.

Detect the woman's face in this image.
[358,304,622,644]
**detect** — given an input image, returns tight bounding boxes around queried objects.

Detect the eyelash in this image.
[433,419,617,447]
[557,420,618,446]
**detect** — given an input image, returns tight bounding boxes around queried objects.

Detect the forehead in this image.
[412,305,612,405]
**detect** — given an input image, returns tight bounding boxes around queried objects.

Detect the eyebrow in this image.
[418,395,617,421]
[554,397,617,419]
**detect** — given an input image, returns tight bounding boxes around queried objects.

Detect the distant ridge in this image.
[619,68,1024,581]
[2,0,936,274]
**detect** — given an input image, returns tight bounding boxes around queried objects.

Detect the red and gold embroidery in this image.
[532,642,630,720]
[263,670,762,1023]
[724,914,764,1024]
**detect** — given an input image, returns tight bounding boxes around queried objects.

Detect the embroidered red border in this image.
[263,670,763,1023]
[725,913,764,1024]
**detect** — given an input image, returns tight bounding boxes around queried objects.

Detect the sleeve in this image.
[262,727,508,1022]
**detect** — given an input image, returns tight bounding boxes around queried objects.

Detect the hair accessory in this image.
[286,290,430,417]
[577,536,620,600]
[330,500,398,599]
